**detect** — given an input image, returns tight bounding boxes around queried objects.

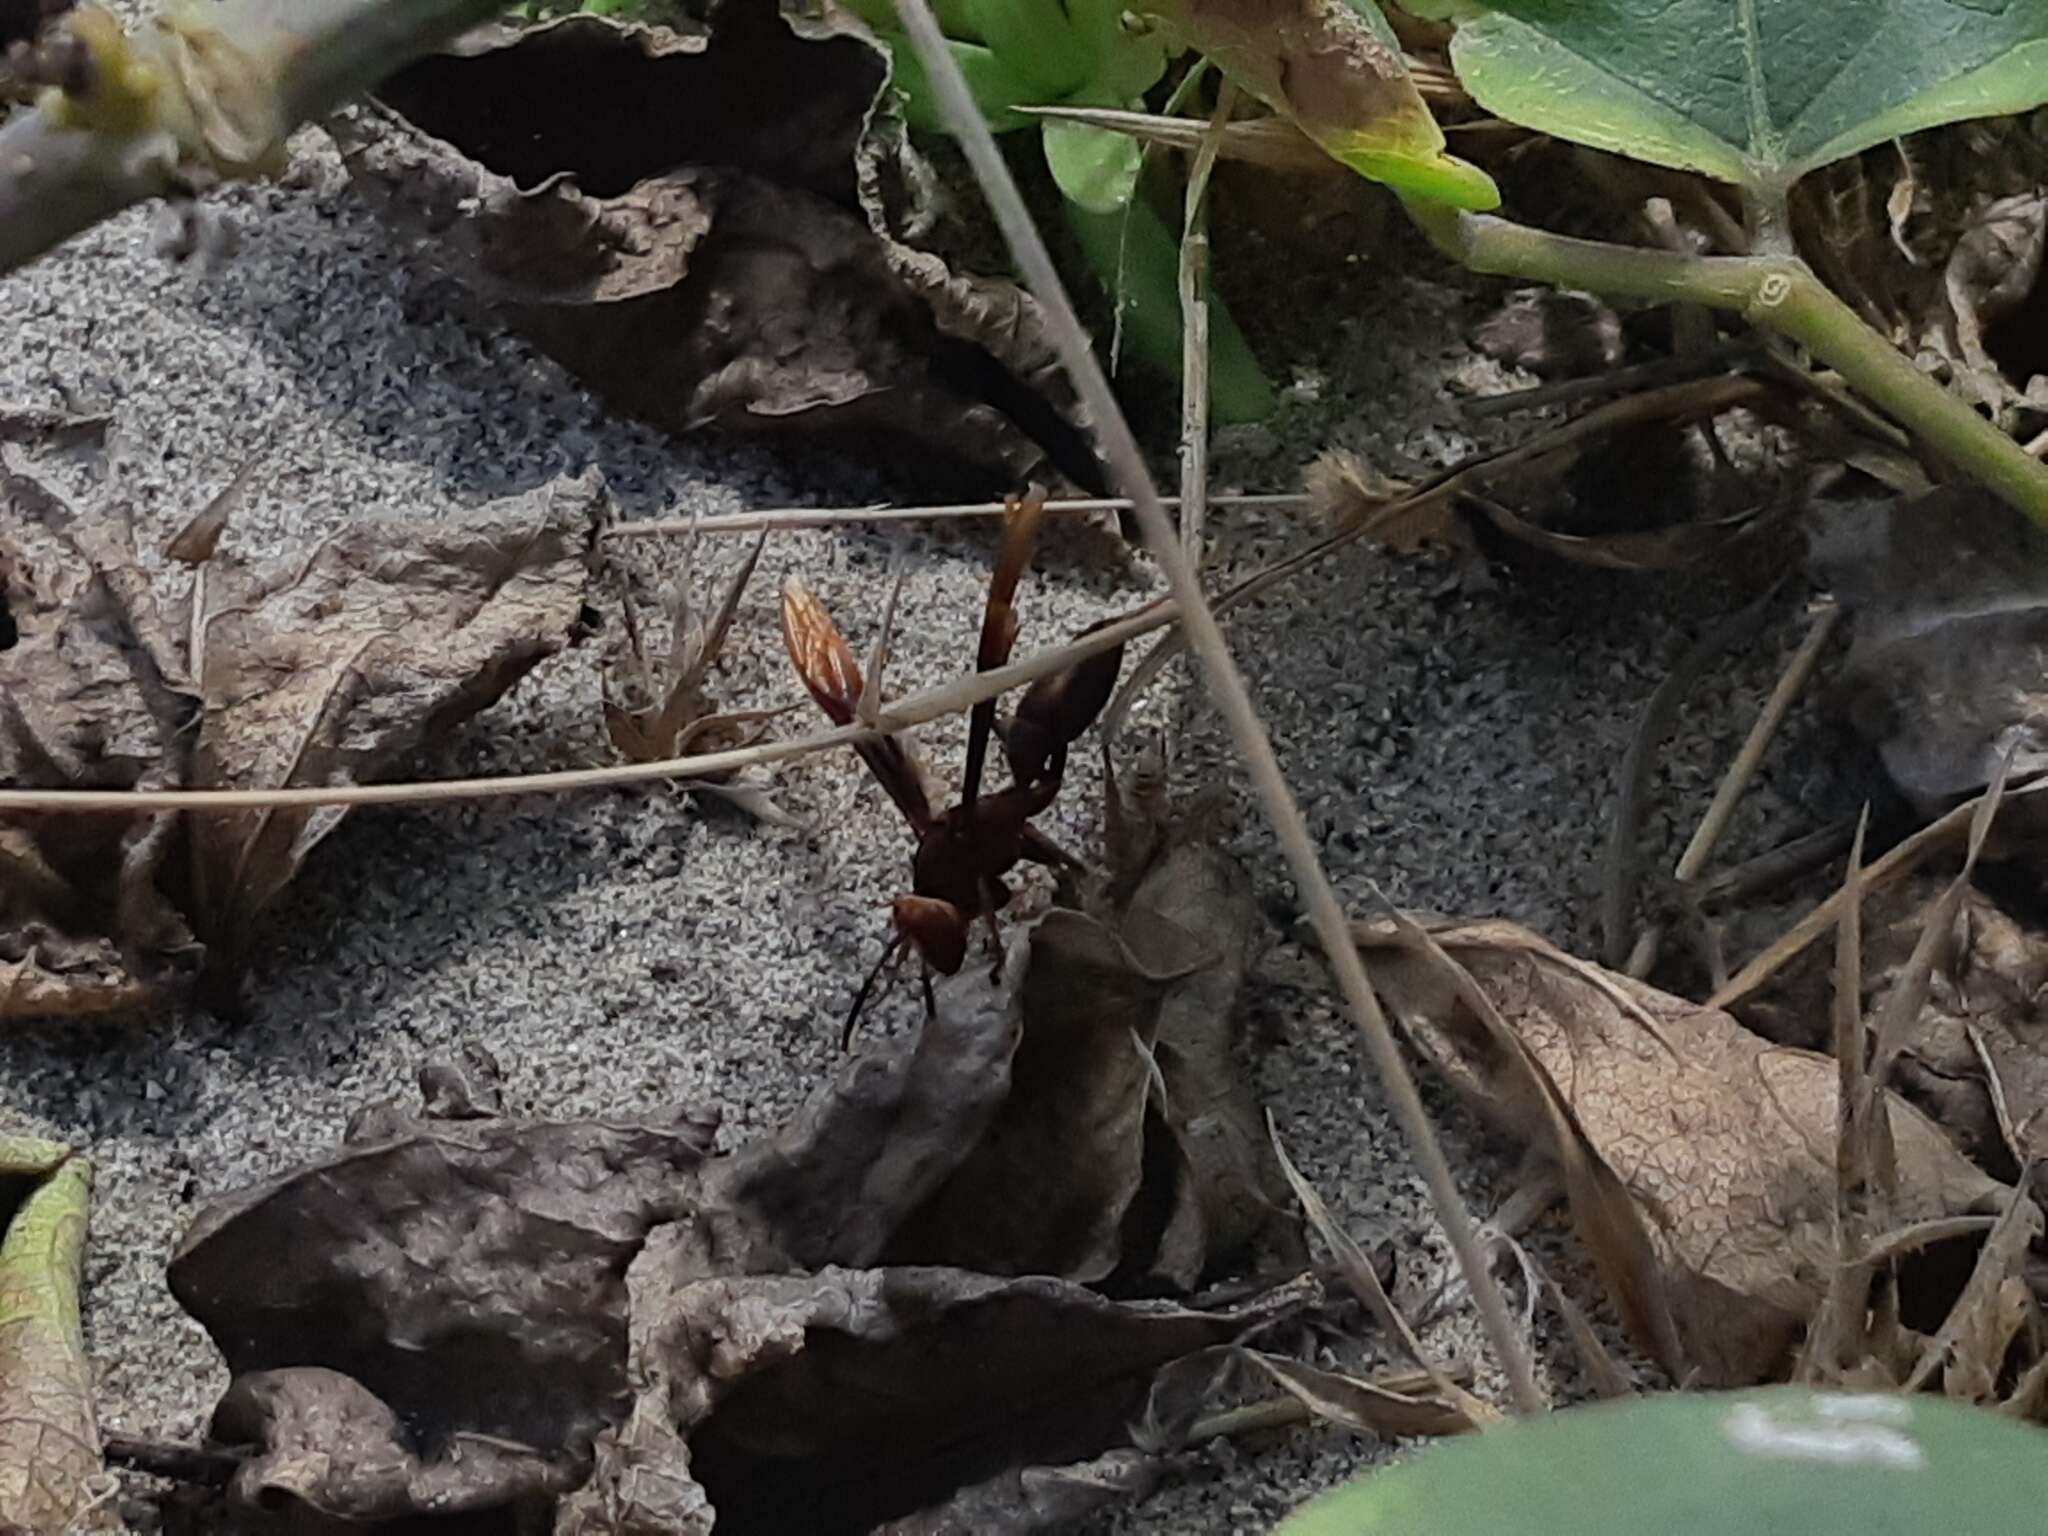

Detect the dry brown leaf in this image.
[170,949,1309,1530]
[1358,913,2014,1385]
[331,10,1099,495]
[0,462,598,1019]
[1472,289,1624,380]
[870,1450,1160,1535]
[1305,449,1470,556]
[1810,485,2048,808]
[1944,191,2046,415]
[1751,874,2048,1207]
[884,838,1292,1290]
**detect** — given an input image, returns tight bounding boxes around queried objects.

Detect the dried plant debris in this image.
[1794,122,2048,429]
[1745,872,2048,1188]
[883,838,1295,1291]
[869,1450,1159,1536]
[331,3,1099,495]
[1356,914,2015,1386]
[1811,485,2048,808]
[1472,288,1626,380]
[0,1137,102,1533]
[712,830,1293,1291]
[0,460,598,1019]
[601,527,798,825]
[166,883,1303,1532]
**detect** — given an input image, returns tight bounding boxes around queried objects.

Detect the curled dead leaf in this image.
[332,9,1099,495]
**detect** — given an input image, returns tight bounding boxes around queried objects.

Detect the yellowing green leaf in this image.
[1142,0,1499,209]
[0,1138,99,1533]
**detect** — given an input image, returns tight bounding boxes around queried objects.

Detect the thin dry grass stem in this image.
[890,0,1547,1417]
[1462,335,1766,418]
[602,492,1312,539]
[1903,1181,2041,1393]
[1627,598,1842,978]
[1178,82,1236,560]
[1601,580,1784,969]
[0,600,1157,815]
[1862,753,2013,1108]
[1966,1023,2030,1168]
[1528,1250,1636,1399]
[1712,774,2045,1009]
[1808,809,1871,1381]
[1855,1214,1999,1268]
[1180,1363,1459,1444]
[1269,1118,1502,1428]
[858,555,911,727]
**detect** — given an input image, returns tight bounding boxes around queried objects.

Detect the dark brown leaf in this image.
[1811,485,2048,808]
[330,9,1098,496]
[638,1266,1311,1536]
[208,1367,577,1525]
[883,838,1291,1289]
[1945,191,2047,413]
[1359,914,2014,1385]
[168,1106,718,1467]
[183,476,599,984]
[169,941,1307,1531]
[1472,288,1624,380]
[1754,874,2048,1201]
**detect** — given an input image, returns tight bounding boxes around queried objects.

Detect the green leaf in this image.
[886,34,1040,133]
[968,0,1094,96]
[1413,0,2048,191]
[0,1138,98,1533]
[1140,0,1499,209]
[1272,1387,2048,1535]
[1043,112,1143,213]
[1066,0,1171,98]
[1066,198,1277,421]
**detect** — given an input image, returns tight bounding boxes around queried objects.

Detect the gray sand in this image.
[0,75,1824,1535]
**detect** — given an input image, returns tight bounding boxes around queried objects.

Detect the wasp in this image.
[780,487,1124,1044]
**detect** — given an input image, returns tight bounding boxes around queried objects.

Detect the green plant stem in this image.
[1404,201,2048,527]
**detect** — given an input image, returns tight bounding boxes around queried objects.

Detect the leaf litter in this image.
[1351,912,2016,1387]
[0,458,600,1020]
[159,878,1315,1533]
[330,5,1102,496]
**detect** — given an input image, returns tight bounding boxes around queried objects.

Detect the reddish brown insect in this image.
[781,486,1125,1044]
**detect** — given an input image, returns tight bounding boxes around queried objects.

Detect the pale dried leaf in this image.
[1360,914,2013,1385]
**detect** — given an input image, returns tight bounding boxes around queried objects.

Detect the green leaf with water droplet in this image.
[1273,1387,2048,1535]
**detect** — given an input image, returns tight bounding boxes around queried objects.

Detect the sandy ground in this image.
[0,65,1837,1536]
